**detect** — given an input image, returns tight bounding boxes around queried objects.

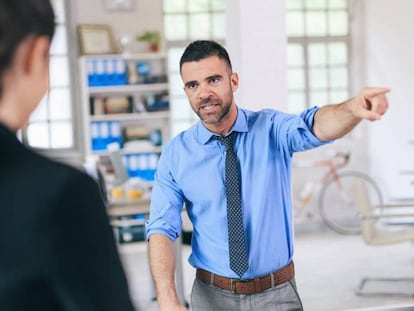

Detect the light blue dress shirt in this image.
[146,106,331,279]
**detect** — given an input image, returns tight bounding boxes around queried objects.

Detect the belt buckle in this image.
[230,279,237,294]
[230,278,249,294]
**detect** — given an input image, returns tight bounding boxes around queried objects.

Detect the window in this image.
[286,0,350,114]
[163,0,226,137]
[22,0,76,151]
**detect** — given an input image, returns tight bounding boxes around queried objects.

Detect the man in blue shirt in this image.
[146,40,389,311]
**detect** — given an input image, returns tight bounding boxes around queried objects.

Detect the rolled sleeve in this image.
[145,146,184,242]
[286,106,333,152]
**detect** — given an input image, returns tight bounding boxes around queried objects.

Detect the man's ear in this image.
[24,36,51,75]
[231,72,239,92]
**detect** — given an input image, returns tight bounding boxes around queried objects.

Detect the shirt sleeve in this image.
[145,143,185,242]
[284,106,333,153]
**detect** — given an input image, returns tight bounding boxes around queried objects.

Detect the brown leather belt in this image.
[196,261,294,295]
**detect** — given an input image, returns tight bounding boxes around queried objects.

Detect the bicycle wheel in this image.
[318,171,383,235]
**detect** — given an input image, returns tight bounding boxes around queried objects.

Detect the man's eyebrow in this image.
[206,74,222,81]
[184,74,223,88]
[184,80,198,88]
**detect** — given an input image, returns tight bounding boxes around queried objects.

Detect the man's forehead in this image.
[181,56,229,80]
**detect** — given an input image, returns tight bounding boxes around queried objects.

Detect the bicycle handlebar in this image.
[333,151,350,169]
[293,150,350,170]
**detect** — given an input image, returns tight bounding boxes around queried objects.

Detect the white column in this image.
[226,0,288,111]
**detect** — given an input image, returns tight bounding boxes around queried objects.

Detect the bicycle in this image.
[292,150,383,235]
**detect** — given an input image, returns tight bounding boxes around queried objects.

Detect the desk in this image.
[108,199,186,306]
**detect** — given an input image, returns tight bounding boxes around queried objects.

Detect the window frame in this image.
[286,0,352,113]
[21,0,84,164]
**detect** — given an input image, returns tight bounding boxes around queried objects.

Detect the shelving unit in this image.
[79,51,172,249]
[79,52,171,184]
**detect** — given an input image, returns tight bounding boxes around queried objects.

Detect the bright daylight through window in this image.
[23,0,75,149]
[286,0,350,114]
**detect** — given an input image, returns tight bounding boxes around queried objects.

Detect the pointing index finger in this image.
[364,87,391,99]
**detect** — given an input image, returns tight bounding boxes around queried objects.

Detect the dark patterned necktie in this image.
[216,132,249,277]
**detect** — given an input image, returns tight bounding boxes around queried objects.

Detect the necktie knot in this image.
[216,131,237,151]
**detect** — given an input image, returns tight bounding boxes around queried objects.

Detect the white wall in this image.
[360,0,414,199]
[226,0,288,111]
[72,0,164,54]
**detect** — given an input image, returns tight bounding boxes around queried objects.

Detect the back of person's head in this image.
[0,0,55,97]
[180,40,232,72]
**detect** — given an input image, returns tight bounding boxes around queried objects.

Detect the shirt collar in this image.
[196,106,248,145]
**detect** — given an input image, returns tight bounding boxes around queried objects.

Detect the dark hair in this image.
[179,40,232,72]
[0,0,55,97]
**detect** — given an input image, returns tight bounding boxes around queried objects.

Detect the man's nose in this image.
[198,83,213,100]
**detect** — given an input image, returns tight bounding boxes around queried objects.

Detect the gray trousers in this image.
[191,277,303,311]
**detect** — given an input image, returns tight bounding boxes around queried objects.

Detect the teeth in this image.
[203,104,214,110]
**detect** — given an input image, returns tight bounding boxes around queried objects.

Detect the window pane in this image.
[308,43,326,66]
[31,95,48,121]
[164,15,187,40]
[287,12,304,37]
[51,0,65,23]
[27,123,49,148]
[168,47,184,72]
[287,0,304,10]
[288,68,305,90]
[163,0,185,13]
[171,97,193,119]
[50,25,67,55]
[309,68,328,88]
[328,42,347,65]
[328,11,348,36]
[329,0,347,9]
[49,88,72,120]
[306,11,327,36]
[305,0,327,9]
[287,44,304,66]
[288,92,306,114]
[49,56,69,87]
[50,121,73,148]
[188,0,209,12]
[310,91,328,106]
[212,13,226,39]
[329,67,348,88]
[189,14,210,39]
[330,89,348,103]
[211,0,225,10]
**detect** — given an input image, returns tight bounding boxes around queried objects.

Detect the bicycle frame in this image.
[293,151,351,217]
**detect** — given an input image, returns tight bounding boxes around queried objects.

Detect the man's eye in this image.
[210,77,220,83]
[187,83,197,89]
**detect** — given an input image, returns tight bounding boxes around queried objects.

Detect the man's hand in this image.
[313,86,390,140]
[349,87,390,121]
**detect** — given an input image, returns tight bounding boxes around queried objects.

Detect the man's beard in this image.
[195,97,232,125]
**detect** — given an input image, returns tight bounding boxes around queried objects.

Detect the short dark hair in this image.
[0,0,55,97]
[179,40,232,72]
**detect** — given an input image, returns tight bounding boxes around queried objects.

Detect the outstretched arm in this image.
[148,233,188,311]
[312,87,390,141]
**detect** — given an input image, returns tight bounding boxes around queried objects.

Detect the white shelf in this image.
[88,83,169,95]
[90,111,169,122]
[91,147,162,156]
[81,52,167,61]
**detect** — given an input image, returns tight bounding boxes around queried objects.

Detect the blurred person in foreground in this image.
[0,0,135,310]
[146,40,390,311]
